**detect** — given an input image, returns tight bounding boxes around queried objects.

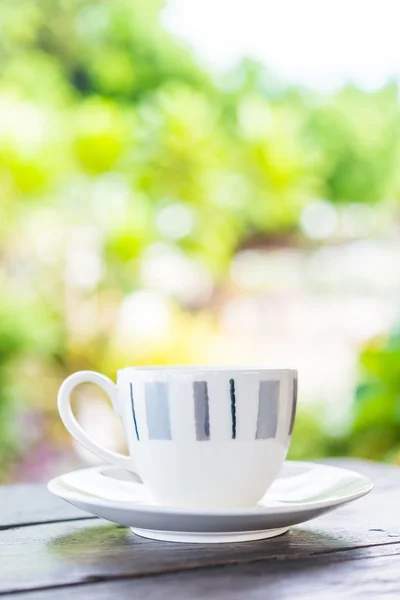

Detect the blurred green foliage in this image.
[350,331,400,462]
[1,0,400,478]
[288,330,400,464]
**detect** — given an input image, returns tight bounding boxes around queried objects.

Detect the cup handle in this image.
[58,370,135,472]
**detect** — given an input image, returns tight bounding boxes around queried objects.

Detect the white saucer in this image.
[48,461,373,543]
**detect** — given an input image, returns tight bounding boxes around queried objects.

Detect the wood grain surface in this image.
[4,547,400,600]
[1,459,399,598]
[0,484,92,529]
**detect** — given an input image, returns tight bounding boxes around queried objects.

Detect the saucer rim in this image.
[47,460,373,517]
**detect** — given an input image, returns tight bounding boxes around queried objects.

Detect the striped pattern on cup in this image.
[129,379,290,442]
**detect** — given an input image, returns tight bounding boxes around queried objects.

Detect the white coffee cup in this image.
[58,366,297,509]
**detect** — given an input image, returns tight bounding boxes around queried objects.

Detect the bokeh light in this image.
[300,200,338,240]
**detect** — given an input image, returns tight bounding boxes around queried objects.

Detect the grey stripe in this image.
[193,381,210,441]
[289,376,297,435]
[145,382,172,440]
[256,380,279,439]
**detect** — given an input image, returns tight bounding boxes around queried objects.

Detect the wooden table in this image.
[1,459,399,599]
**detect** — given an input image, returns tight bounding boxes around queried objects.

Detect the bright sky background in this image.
[163,0,400,92]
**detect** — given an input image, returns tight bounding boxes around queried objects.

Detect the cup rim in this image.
[118,365,297,375]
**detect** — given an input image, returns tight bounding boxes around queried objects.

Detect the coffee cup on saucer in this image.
[58,366,297,509]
